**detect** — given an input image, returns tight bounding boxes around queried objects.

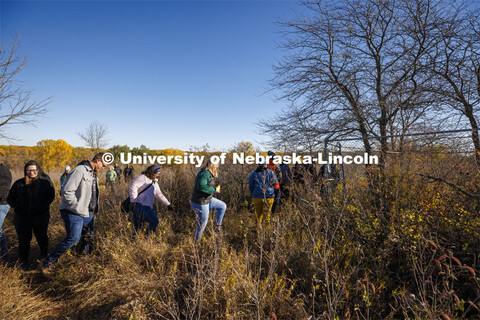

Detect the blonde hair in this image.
[204,159,219,178]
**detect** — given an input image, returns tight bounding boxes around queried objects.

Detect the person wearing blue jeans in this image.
[0,204,10,262]
[45,210,94,264]
[191,197,226,241]
[40,153,107,273]
[190,159,227,242]
[129,165,173,235]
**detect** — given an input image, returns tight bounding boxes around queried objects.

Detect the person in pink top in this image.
[129,165,173,234]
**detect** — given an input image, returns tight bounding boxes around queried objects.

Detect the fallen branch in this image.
[417,173,480,202]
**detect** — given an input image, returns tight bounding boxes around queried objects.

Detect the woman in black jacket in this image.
[7,160,55,269]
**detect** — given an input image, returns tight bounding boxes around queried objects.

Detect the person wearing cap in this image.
[190,159,226,241]
[0,161,12,263]
[129,165,173,234]
[40,153,107,272]
[7,160,55,269]
[248,163,278,226]
[60,166,71,189]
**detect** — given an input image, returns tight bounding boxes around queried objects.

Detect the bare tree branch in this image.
[78,121,110,151]
[0,35,50,140]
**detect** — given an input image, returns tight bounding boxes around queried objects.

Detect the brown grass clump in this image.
[0,264,59,319]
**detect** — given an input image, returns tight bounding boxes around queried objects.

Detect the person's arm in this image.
[154,183,171,206]
[270,170,278,187]
[197,171,216,194]
[6,181,19,209]
[62,167,84,210]
[248,172,255,193]
[45,178,55,206]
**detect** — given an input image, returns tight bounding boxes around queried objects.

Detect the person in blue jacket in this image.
[248,164,277,225]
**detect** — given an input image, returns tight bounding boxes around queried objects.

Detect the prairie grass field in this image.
[1,152,480,320]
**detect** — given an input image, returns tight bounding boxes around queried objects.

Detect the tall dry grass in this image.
[0,156,479,319]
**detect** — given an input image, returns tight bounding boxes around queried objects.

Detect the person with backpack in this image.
[129,165,173,235]
[0,161,12,263]
[190,159,226,241]
[7,160,55,269]
[248,164,278,226]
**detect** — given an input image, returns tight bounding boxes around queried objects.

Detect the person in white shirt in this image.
[129,165,173,234]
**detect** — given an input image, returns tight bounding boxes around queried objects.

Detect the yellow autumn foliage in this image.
[36,139,74,172]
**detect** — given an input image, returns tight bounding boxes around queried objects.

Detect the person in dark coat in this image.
[7,160,55,269]
[123,164,135,182]
[114,163,122,182]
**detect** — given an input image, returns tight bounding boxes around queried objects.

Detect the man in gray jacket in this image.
[40,153,107,271]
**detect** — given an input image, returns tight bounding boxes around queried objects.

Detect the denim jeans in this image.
[13,212,50,264]
[191,197,227,241]
[77,216,95,255]
[46,210,94,265]
[0,204,10,262]
[132,203,158,234]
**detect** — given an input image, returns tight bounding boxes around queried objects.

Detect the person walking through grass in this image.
[129,165,173,235]
[7,160,55,270]
[106,166,117,192]
[248,164,278,226]
[114,163,122,182]
[0,161,12,263]
[266,151,282,216]
[60,165,71,189]
[39,153,107,274]
[190,159,226,241]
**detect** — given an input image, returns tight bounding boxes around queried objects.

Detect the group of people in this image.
[105,163,135,192]
[0,150,299,273]
[0,154,107,270]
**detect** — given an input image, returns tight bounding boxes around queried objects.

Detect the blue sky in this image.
[0,0,301,151]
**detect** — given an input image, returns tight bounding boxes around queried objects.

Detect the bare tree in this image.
[426,4,480,166]
[78,121,109,151]
[262,0,441,164]
[0,36,50,140]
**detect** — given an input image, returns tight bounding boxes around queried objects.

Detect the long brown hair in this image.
[203,159,219,178]
[23,160,44,196]
[142,165,158,180]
